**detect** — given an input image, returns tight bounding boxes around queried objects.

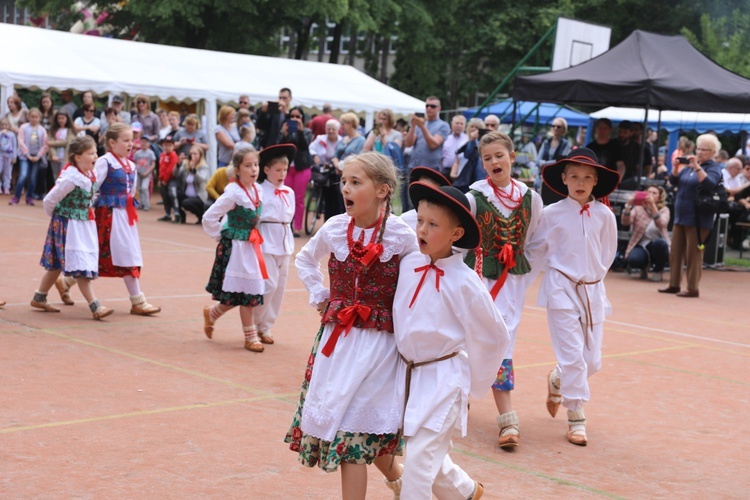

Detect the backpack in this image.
[384,140,405,171]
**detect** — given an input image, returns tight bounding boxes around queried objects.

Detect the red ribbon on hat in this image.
[409,264,444,308]
[248,228,269,279]
[321,303,372,357]
[489,243,516,300]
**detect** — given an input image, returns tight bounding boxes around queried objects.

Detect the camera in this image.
[415,112,425,118]
[676,157,690,165]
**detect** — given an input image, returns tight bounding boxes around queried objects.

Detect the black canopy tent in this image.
[512,30,750,112]
[513,30,750,193]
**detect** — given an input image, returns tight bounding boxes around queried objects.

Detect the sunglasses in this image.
[137,100,147,104]
[552,124,564,129]
[425,104,439,109]
[239,101,249,105]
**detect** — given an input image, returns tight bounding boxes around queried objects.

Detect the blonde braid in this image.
[378,188,393,243]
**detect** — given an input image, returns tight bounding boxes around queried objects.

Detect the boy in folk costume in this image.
[255,143,297,344]
[393,183,509,499]
[525,148,619,446]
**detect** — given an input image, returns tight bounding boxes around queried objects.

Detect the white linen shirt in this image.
[258,180,295,256]
[393,251,508,437]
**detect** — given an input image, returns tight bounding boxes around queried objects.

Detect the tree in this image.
[681,11,750,78]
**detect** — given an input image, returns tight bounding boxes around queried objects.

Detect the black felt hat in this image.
[408,166,451,187]
[409,182,480,249]
[541,147,621,199]
[259,143,296,169]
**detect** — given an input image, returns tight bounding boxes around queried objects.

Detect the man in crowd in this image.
[724,157,749,195]
[59,90,77,119]
[309,103,338,137]
[256,87,292,149]
[484,114,501,131]
[100,95,131,131]
[619,121,653,188]
[441,115,468,177]
[403,96,450,209]
[586,118,625,180]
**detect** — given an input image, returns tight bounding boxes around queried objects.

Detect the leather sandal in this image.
[92,307,114,320]
[259,332,275,344]
[31,300,60,312]
[244,340,264,353]
[203,306,214,339]
[470,481,484,500]
[546,369,562,418]
[567,428,588,446]
[54,277,75,305]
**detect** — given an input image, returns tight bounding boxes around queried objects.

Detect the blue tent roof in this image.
[463,99,590,127]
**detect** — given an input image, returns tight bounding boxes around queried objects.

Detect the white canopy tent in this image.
[591,106,750,133]
[0,23,425,167]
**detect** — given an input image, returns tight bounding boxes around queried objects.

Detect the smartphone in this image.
[267,101,279,114]
[415,112,425,118]
[633,191,648,206]
[676,157,690,165]
[287,119,298,133]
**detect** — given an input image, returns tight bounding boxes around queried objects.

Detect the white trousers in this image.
[402,396,475,500]
[547,308,603,411]
[255,254,290,334]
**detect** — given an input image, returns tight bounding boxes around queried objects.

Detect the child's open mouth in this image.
[419,238,427,246]
[493,167,503,174]
[344,199,354,208]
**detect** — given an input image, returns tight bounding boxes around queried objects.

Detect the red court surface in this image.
[1,199,749,499]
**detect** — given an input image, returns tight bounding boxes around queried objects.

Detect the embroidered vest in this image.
[54,186,93,220]
[464,189,532,279]
[96,160,135,208]
[221,205,261,240]
[322,254,400,333]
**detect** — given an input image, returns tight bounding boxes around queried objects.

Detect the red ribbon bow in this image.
[274,188,290,207]
[489,243,516,300]
[321,303,372,357]
[580,203,591,217]
[126,195,138,226]
[409,264,444,308]
[359,242,383,269]
[248,228,269,279]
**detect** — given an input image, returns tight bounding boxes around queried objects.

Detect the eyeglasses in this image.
[84,109,94,113]
[696,148,712,152]
[239,101,249,105]
[278,95,290,101]
[290,115,302,119]
[137,100,147,104]
[486,122,499,128]
[425,104,439,109]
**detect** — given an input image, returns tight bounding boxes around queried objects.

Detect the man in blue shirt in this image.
[403,96,450,209]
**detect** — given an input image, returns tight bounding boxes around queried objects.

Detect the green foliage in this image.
[681,11,750,77]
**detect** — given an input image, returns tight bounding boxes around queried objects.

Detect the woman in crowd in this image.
[205,162,237,206]
[38,93,55,131]
[309,119,341,167]
[278,106,312,236]
[176,144,210,224]
[659,134,722,298]
[215,105,239,167]
[537,117,571,197]
[326,112,364,219]
[237,108,256,146]
[132,95,160,142]
[450,117,485,193]
[363,108,402,153]
[670,136,694,168]
[621,185,670,282]
[48,111,76,181]
[11,108,48,205]
[5,94,28,133]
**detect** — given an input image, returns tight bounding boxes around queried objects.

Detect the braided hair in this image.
[341,151,398,243]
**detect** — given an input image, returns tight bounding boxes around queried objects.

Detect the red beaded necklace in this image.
[235,180,261,207]
[347,213,383,263]
[488,178,523,210]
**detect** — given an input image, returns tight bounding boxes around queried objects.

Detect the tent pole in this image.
[637,103,649,189]
[0,83,12,117]
[512,100,517,132]
[205,98,218,173]
[364,111,374,136]
[656,110,662,173]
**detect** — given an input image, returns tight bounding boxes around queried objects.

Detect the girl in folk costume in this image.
[462,131,543,449]
[202,148,268,352]
[56,123,161,315]
[285,152,417,499]
[30,136,113,319]
[254,144,297,345]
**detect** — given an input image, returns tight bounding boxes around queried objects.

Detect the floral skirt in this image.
[95,207,140,278]
[492,358,514,391]
[40,215,97,279]
[284,325,403,472]
[206,237,263,307]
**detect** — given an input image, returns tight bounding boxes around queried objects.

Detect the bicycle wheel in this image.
[305,184,320,235]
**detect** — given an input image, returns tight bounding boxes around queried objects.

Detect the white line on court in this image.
[525,305,750,349]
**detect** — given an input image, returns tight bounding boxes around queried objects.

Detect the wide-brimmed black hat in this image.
[409,166,451,187]
[409,182,480,249]
[259,143,296,169]
[542,148,621,199]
